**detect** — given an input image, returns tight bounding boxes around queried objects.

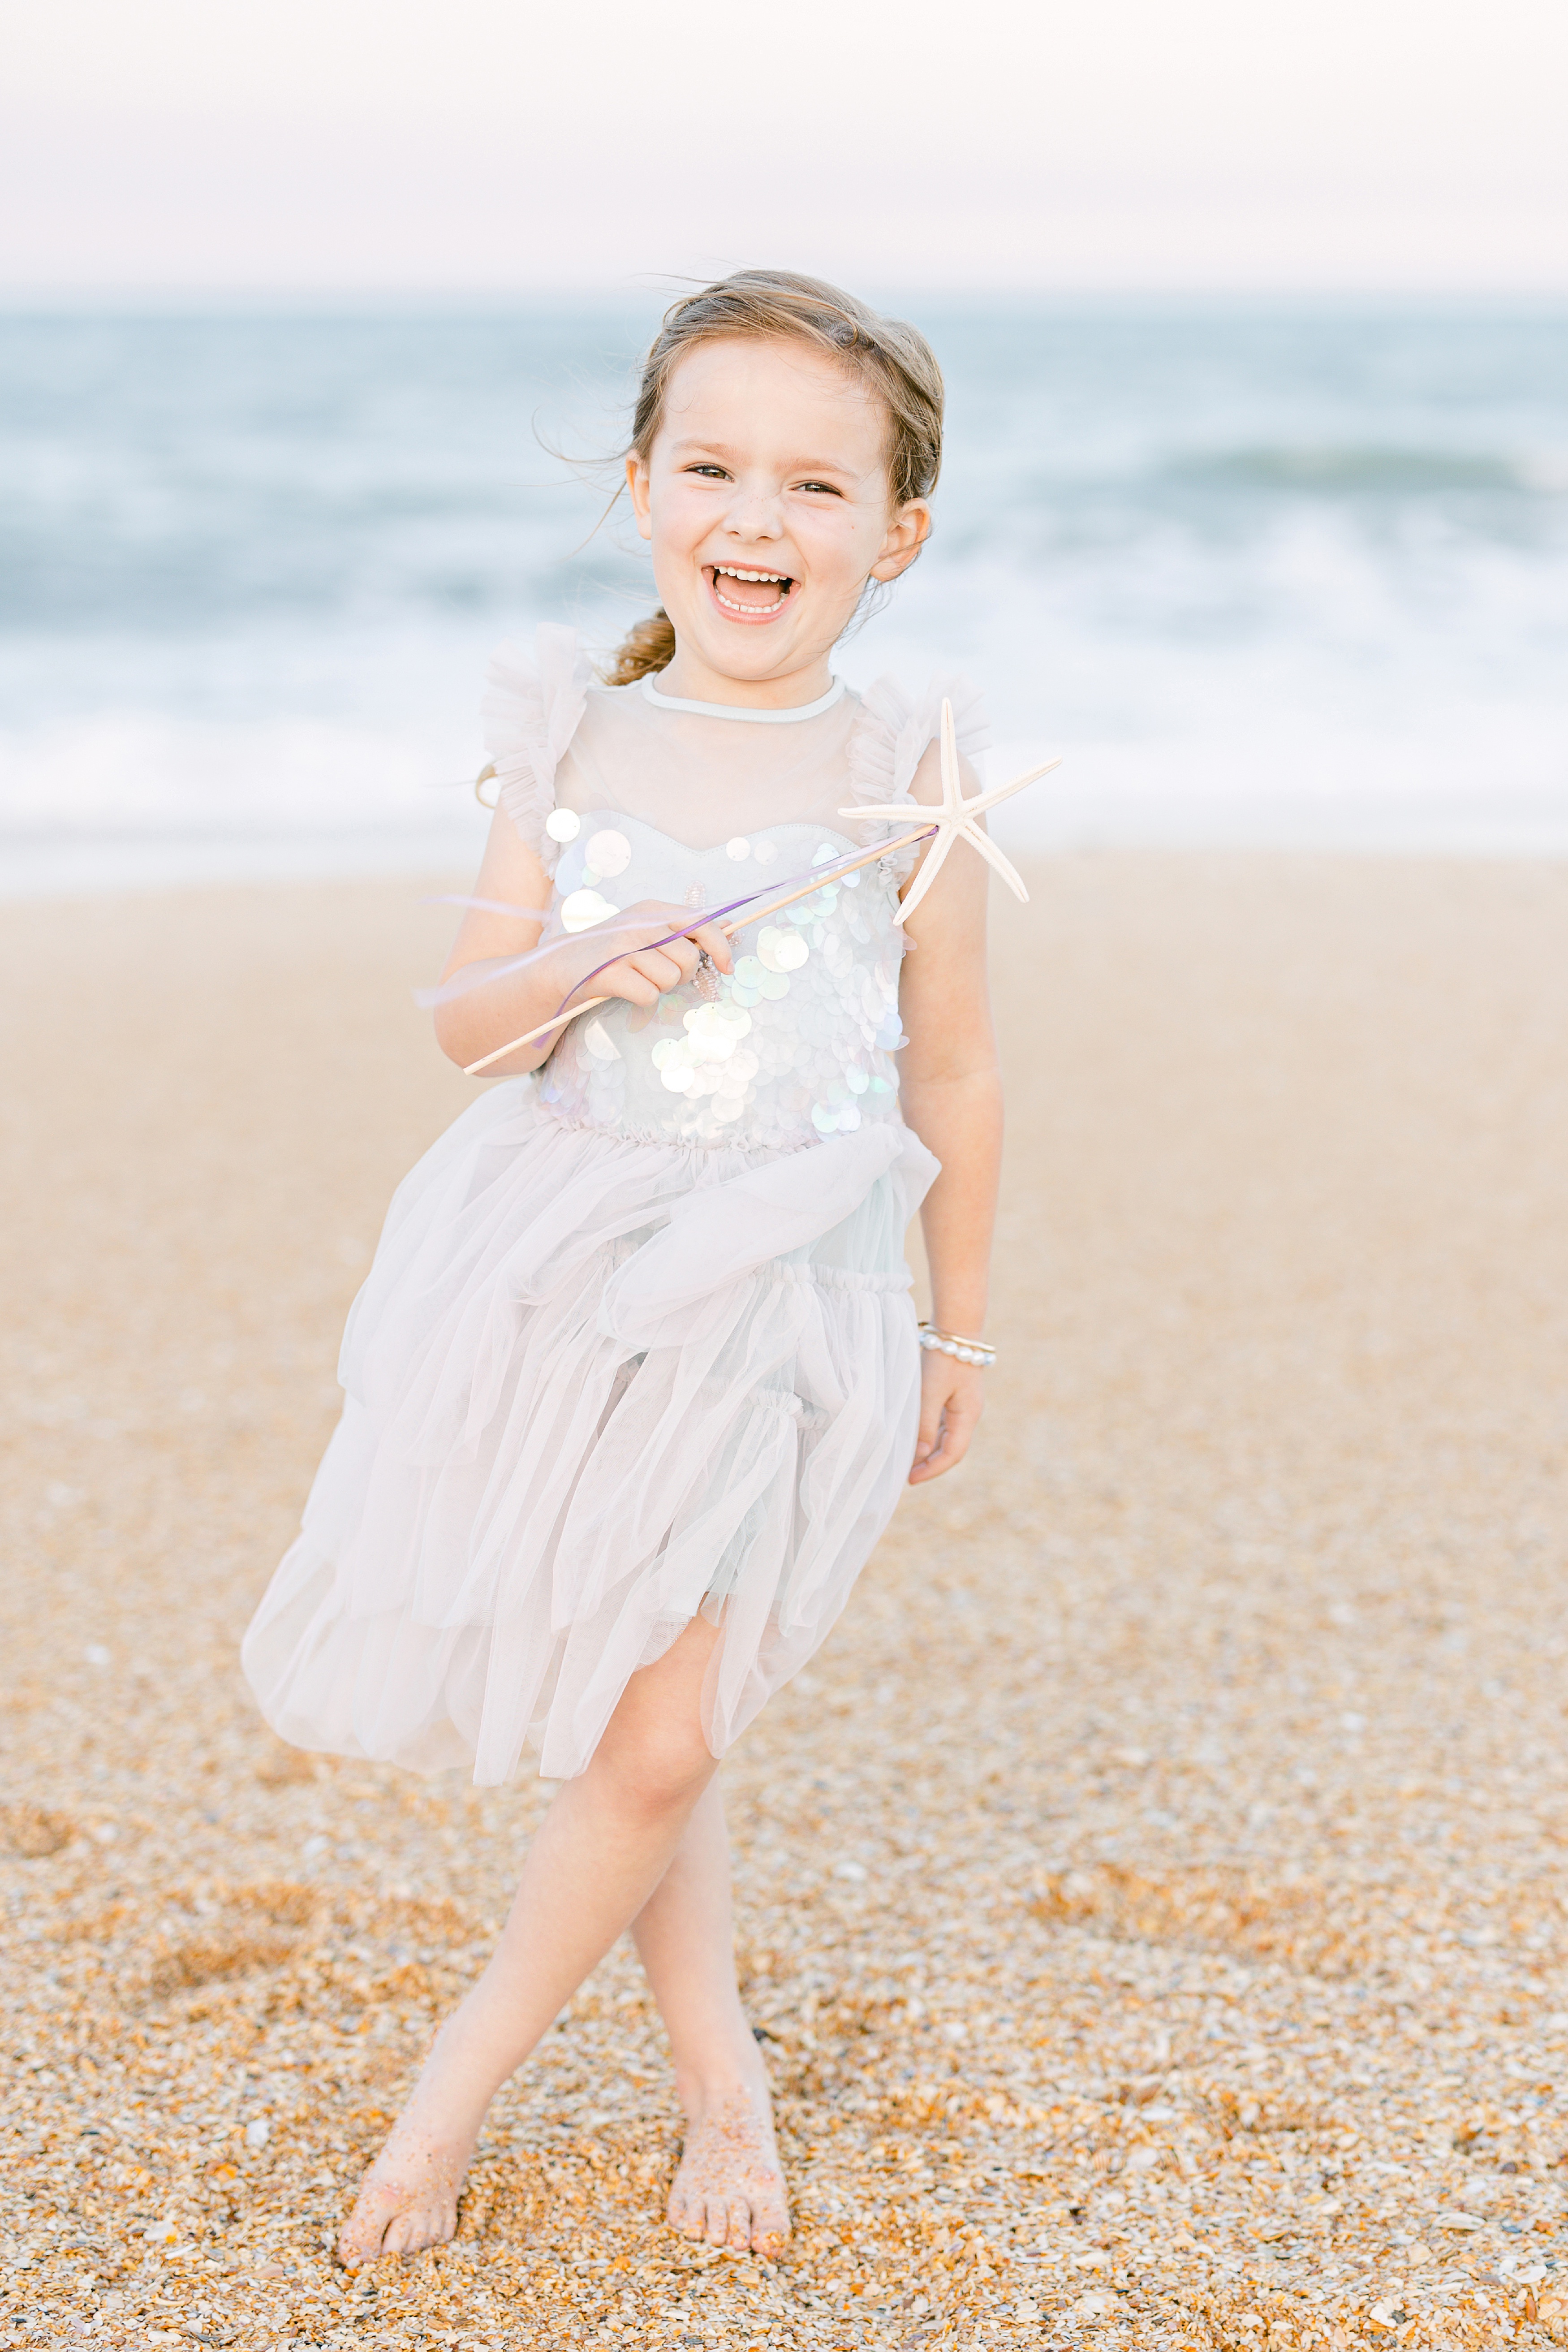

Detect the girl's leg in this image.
[632,1779,789,2255]
[338,1615,723,2266]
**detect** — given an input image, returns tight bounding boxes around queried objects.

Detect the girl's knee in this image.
[596,1722,715,1821]
[593,1616,721,1815]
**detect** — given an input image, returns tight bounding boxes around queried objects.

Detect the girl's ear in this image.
[626,453,653,544]
[870,499,933,584]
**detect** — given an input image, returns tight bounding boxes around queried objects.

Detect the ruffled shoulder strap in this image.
[845,674,990,880]
[846,673,991,807]
[480,625,594,874]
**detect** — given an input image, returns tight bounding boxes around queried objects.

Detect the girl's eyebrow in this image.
[668,437,858,478]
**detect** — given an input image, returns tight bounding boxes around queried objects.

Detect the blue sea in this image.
[2,301,1566,893]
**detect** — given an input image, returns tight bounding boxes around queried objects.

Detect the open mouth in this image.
[706,564,795,622]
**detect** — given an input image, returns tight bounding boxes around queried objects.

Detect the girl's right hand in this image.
[551,901,734,1012]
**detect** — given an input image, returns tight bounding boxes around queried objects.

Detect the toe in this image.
[725,2197,752,2252]
[336,2199,387,2268]
[381,2211,418,2257]
[751,2177,790,2255]
[703,2195,730,2248]
[667,2181,698,2239]
[383,2202,444,2257]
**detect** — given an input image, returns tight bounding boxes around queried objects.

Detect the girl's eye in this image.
[795,480,842,497]
[685,464,730,480]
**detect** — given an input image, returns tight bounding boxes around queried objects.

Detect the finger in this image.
[689,920,734,972]
[600,964,663,1008]
[910,1381,982,1482]
[933,1390,982,1471]
[659,934,702,982]
[911,1432,955,1483]
[627,949,686,993]
[911,1382,944,1469]
[912,1411,977,1482]
[622,929,697,984]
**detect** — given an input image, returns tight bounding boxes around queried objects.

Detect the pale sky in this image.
[4,0,1566,293]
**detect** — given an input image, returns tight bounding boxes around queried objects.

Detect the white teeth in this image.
[711,562,792,618]
[714,586,785,616]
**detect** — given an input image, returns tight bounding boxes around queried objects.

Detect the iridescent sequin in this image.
[586,829,631,877]
[544,808,582,843]
[560,888,620,933]
[757,927,809,975]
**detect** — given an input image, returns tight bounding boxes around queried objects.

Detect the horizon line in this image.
[4,283,1568,311]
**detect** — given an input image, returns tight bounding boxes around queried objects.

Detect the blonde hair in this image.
[603,268,945,688]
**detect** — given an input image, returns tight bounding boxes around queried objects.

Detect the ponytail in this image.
[602,607,676,687]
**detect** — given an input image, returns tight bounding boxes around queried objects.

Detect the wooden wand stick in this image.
[461,828,933,1075]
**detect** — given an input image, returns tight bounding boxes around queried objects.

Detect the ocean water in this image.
[2,301,1566,894]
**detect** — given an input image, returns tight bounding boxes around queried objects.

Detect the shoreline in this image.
[9,794,1568,903]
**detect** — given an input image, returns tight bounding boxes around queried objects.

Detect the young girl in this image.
[242,269,1002,2267]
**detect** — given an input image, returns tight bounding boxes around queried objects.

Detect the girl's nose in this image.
[726,485,785,539]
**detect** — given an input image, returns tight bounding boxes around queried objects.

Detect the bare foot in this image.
[668,2081,790,2257]
[336,2119,472,2267]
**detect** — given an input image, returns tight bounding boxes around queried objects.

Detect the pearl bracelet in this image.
[918,1323,996,1368]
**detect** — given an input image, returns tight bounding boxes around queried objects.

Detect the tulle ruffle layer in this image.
[241,1085,938,1784]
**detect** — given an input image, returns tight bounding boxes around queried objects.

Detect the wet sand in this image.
[5,855,1568,2350]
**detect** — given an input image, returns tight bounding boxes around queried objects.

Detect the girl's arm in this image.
[895,743,1004,1484]
[433,807,733,1078]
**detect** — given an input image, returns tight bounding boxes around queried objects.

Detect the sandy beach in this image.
[6,852,1568,2352]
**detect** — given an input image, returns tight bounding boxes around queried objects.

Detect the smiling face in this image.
[626,336,931,708]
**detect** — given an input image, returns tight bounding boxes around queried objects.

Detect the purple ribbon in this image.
[414,828,934,1019]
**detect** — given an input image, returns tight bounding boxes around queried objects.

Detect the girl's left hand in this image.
[909,1354,985,1483]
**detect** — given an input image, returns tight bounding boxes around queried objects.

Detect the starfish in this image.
[839,697,1061,925]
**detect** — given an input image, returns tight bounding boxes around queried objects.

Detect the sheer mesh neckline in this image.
[639,673,846,723]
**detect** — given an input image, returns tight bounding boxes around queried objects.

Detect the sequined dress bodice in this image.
[535,814,907,1153]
